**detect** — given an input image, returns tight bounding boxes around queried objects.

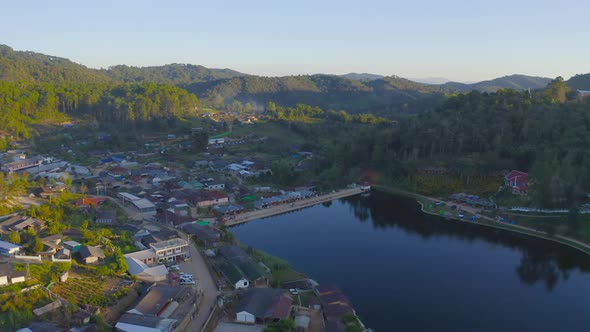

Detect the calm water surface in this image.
[231,192,590,332]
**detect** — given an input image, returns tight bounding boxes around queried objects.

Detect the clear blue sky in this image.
[1,0,589,82]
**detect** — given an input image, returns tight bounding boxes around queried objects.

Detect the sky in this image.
[1,0,589,82]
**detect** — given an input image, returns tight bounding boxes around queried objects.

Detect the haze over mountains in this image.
[1,44,588,113]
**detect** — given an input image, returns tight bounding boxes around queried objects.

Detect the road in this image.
[224,188,364,226]
[176,230,220,331]
[104,195,220,331]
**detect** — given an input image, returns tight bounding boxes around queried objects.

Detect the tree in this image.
[33,237,44,253]
[8,231,20,244]
[79,183,88,195]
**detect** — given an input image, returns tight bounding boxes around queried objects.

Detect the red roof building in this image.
[504,170,529,194]
[76,197,107,208]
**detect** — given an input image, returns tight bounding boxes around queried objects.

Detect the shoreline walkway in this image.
[225,188,364,226]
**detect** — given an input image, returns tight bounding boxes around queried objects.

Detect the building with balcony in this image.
[149,238,189,263]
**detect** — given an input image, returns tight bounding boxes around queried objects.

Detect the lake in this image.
[231,191,590,332]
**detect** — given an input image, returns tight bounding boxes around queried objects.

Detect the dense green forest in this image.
[312,78,590,207]
[103,64,244,85]
[0,81,199,138]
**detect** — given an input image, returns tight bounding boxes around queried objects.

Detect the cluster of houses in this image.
[254,189,315,210]
[0,151,91,180]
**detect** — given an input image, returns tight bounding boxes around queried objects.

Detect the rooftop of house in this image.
[116,313,177,331]
[149,238,189,251]
[236,288,292,320]
[129,285,184,316]
[218,246,249,261]
[96,210,116,219]
[79,246,105,259]
[0,239,21,250]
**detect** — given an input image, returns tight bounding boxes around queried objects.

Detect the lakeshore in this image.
[224,187,365,226]
[374,185,590,255]
[232,192,590,332]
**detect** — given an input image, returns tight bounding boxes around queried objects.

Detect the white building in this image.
[149,238,189,263]
[0,240,21,256]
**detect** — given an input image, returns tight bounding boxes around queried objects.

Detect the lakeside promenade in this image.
[225,187,365,226]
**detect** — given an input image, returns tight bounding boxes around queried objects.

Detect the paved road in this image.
[104,195,220,331]
[178,232,220,332]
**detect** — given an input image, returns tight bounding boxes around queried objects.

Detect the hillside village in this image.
[0,118,370,332]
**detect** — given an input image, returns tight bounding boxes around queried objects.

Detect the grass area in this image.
[247,247,306,284]
[492,188,532,207]
[0,287,52,331]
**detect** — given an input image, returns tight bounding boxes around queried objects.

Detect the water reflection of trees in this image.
[342,192,590,291]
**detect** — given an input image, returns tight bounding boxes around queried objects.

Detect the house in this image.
[175,189,229,207]
[127,284,185,317]
[118,192,157,215]
[504,170,529,194]
[63,240,82,251]
[182,223,221,245]
[235,288,293,324]
[149,238,189,263]
[95,210,117,225]
[107,166,129,179]
[76,197,107,209]
[219,246,268,287]
[0,215,46,234]
[55,248,71,259]
[125,257,168,283]
[1,262,26,285]
[155,209,193,226]
[213,204,243,216]
[41,234,63,252]
[115,313,177,332]
[79,246,105,264]
[0,240,21,256]
[220,262,250,289]
[1,156,44,172]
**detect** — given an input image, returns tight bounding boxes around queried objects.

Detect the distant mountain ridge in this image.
[442,74,552,92]
[566,73,590,90]
[409,77,451,85]
[340,73,384,81]
[0,44,577,113]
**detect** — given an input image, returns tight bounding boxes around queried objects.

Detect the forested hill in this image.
[442,74,552,92]
[183,74,452,111]
[567,74,590,90]
[0,44,111,83]
[0,45,244,85]
[102,64,245,84]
